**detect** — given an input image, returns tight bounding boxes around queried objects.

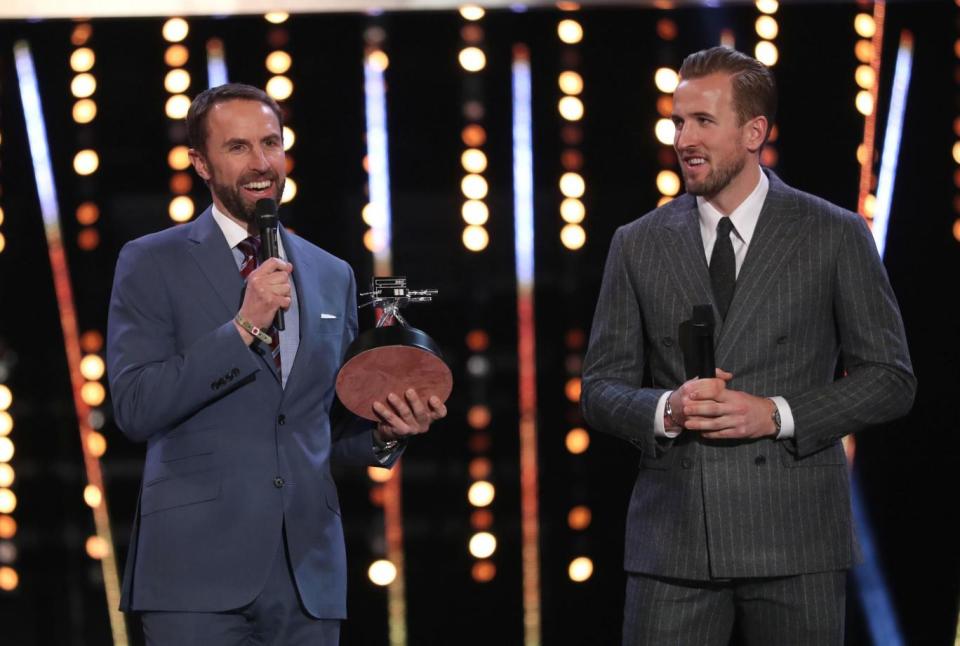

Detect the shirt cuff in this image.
[655,391,682,439]
[770,396,795,439]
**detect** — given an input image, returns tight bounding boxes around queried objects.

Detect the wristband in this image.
[235,313,273,344]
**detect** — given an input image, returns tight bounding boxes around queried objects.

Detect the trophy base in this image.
[335,326,453,421]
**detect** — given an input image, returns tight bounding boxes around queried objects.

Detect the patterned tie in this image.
[710,217,737,320]
[236,236,282,374]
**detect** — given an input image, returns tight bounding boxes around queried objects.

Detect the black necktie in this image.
[710,217,736,320]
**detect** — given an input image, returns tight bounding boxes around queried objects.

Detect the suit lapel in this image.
[186,208,245,321]
[716,172,810,366]
[658,197,720,336]
[279,227,312,392]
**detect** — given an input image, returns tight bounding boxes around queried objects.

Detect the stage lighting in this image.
[164,69,191,94]
[264,12,289,24]
[657,18,678,41]
[367,466,392,483]
[85,536,109,560]
[467,404,492,430]
[755,41,779,66]
[362,203,387,228]
[0,387,10,412]
[167,146,191,171]
[560,224,586,250]
[80,330,103,353]
[863,194,877,219]
[755,15,779,40]
[565,428,590,454]
[266,76,294,101]
[558,71,583,95]
[368,559,397,586]
[164,44,189,67]
[557,19,583,44]
[855,65,876,90]
[559,172,585,198]
[0,488,16,514]
[655,118,675,145]
[855,40,874,64]
[0,516,15,540]
[461,174,488,200]
[954,141,960,165]
[165,94,190,119]
[755,0,778,13]
[462,200,489,226]
[854,13,876,39]
[472,560,496,582]
[0,567,17,591]
[169,196,194,222]
[459,47,486,72]
[654,67,679,93]
[81,382,106,407]
[462,225,489,252]
[467,354,492,376]
[567,505,592,531]
[70,47,95,73]
[281,177,297,204]
[462,124,486,147]
[658,196,673,207]
[71,23,92,46]
[86,432,107,458]
[73,150,99,176]
[0,234,4,255]
[170,172,192,195]
[558,96,584,121]
[362,229,387,254]
[568,556,593,582]
[0,414,11,438]
[162,18,189,43]
[468,481,495,507]
[560,198,585,224]
[856,90,874,116]
[461,149,488,173]
[80,355,105,381]
[0,465,12,488]
[657,170,681,196]
[72,99,97,124]
[71,73,96,98]
[367,50,389,72]
[469,532,497,558]
[469,457,492,480]
[84,484,102,508]
[460,4,485,20]
[266,50,292,75]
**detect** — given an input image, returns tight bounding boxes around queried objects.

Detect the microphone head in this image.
[254,198,278,228]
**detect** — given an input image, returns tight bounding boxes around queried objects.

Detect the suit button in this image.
[662,337,674,347]
[274,477,285,488]
[681,458,693,469]
[755,455,767,466]
[278,415,286,425]
[777,336,788,344]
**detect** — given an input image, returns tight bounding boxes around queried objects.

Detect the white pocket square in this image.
[320,313,337,319]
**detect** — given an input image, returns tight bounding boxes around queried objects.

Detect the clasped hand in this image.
[373,389,447,443]
[667,369,777,440]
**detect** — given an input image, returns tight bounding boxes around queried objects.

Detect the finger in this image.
[428,396,448,419]
[405,389,429,423]
[387,392,418,427]
[373,400,409,432]
[683,401,723,418]
[715,368,734,381]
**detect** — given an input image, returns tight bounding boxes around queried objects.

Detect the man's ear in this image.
[743,115,768,154]
[189,148,211,181]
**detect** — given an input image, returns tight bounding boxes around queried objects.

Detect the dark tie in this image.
[236,236,282,374]
[710,217,737,320]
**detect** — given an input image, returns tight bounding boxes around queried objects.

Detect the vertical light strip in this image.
[653,15,680,208]
[206,38,228,88]
[856,1,886,218]
[362,41,406,646]
[0,377,17,593]
[13,40,128,646]
[364,54,393,274]
[754,0,781,168]
[458,4,490,253]
[263,13,298,207]
[163,18,195,224]
[872,32,913,257]
[512,45,541,646]
[556,10,586,251]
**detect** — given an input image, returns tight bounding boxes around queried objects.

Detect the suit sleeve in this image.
[107,239,261,442]
[581,226,671,457]
[328,264,389,467]
[785,213,916,457]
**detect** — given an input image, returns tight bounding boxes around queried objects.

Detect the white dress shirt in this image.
[654,170,796,440]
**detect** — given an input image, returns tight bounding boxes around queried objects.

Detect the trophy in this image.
[335,277,454,421]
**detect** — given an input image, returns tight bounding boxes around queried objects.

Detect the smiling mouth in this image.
[240,178,275,197]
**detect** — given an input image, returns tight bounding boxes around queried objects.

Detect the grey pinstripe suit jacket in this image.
[581,170,915,580]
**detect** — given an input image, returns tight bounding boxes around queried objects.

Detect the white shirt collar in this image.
[210,203,253,249]
[696,168,769,245]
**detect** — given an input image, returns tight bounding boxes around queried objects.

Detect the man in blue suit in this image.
[107,83,446,645]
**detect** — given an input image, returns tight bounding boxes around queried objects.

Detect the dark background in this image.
[0,1,958,644]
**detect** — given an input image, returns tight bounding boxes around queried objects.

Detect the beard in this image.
[209,170,284,223]
[682,151,746,198]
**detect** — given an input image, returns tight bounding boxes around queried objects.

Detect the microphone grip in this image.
[693,330,715,379]
[259,225,286,331]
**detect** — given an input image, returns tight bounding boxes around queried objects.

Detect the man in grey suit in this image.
[581,47,915,645]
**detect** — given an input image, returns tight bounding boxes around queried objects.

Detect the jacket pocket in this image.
[779,440,847,468]
[141,470,221,516]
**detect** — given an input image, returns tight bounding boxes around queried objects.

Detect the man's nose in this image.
[248,146,270,170]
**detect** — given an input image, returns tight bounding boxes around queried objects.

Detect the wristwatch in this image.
[664,393,681,428]
[771,403,782,435]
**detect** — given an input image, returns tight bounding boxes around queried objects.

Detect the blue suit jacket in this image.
[107,208,384,618]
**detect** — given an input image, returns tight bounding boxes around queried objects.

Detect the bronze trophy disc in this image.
[336,325,453,421]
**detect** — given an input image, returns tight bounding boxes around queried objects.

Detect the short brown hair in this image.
[186,83,283,154]
[679,46,777,140]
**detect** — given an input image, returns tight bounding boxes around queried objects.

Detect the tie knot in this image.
[237,236,261,261]
[717,217,734,236]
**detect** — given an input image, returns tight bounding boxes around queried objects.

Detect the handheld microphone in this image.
[679,304,715,379]
[254,198,285,331]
